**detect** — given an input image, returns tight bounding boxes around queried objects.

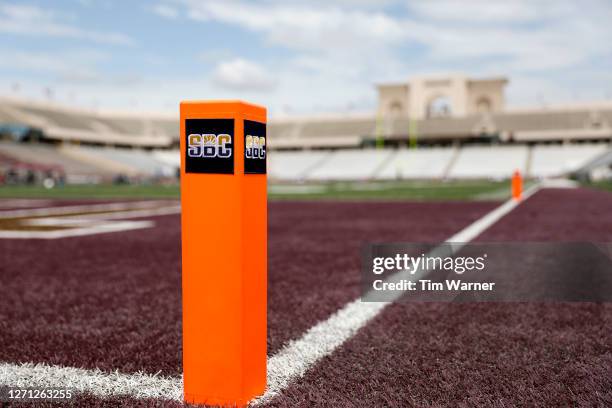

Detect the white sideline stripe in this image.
[446,183,540,244]
[254,183,541,404]
[0,362,183,401]
[0,185,541,403]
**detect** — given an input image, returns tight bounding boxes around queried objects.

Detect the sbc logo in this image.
[187,134,232,158]
[245,135,266,159]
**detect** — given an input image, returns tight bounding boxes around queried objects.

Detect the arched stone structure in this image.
[377,74,507,119]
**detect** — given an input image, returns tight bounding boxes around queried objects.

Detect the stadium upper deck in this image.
[1,96,611,149]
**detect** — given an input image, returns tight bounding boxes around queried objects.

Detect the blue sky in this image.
[1,0,611,116]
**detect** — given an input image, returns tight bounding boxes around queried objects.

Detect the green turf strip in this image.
[583,180,612,193]
[269,180,512,201]
[0,184,181,199]
[0,180,512,201]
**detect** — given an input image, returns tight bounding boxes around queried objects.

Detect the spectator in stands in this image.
[113,173,129,185]
[6,168,18,184]
[25,170,36,185]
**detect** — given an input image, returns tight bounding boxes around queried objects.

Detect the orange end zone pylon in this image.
[180,100,267,406]
[512,169,523,201]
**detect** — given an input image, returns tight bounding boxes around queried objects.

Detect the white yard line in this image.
[0,185,541,404]
[255,183,541,404]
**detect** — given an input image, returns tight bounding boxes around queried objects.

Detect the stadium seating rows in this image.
[268,150,332,180]
[0,143,175,180]
[530,144,608,178]
[0,142,105,176]
[3,98,611,149]
[0,142,608,182]
[64,146,175,177]
[449,145,529,179]
[267,144,609,181]
[308,149,394,180]
[375,147,456,179]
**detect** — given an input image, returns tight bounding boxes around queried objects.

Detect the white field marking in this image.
[253,182,542,405]
[0,219,154,239]
[0,199,54,209]
[0,201,180,239]
[0,362,183,401]
[445,183,540,244]
[68,204,181,220]
[0,200,176,219]
[0,185,541,403]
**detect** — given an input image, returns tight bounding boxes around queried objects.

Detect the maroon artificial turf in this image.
[4,189,609,407]
[473,187,612,242]
[0,199,497,380]
[270,188,612,407]
[267,200,498,353]
[271,302,611,407]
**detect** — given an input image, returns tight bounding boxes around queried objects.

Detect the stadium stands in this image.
[1,139,609,183]
[268,150,332,181]
[300,118,375,139]
[307,149,395,181]
[0,106,23,124]
[447,145,529,179]
[93,117,146,136]
[2,97,612,149]
[0,99,173,148]
[492,111,590,132]
[152,149,180,169]
[375,147,456,179]
[529,144,608,178]
[391,116,481,139]
[268,122,298,140]
[151,119,179,140]
[1,96,611,183]
[63,146,175,177]
[0,142,109,182]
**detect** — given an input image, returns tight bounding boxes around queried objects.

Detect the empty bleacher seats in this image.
[307,149,395,181]
[448,145,528,179]
[0,142,109,177]
[62,146,174,177]
[375,148,455,179]
[152,150,180,169]
[529,144,608,178]
[268,151,332,181]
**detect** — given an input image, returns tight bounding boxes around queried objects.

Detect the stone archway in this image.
[426,95,452,118]
[476,96,492,114]
[388,100,403,116]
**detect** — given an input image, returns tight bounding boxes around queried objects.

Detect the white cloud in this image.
[0,48,108,77]
[5,0,611,114]
[211,58,277,92]
[150,3,179,19]
[182,1,406,52]
[0,3,134,46]
[408,0,567,24]
[173,0,612,74]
